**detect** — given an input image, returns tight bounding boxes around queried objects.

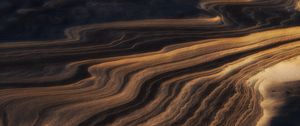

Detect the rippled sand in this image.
[1,0,300,126]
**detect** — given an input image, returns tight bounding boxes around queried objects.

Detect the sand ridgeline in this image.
[1,0,300,126]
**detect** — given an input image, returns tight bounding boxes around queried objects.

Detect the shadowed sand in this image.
[1,0,300,126]
[249,56,300,126]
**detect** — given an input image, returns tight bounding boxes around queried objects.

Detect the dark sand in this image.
[1,0,300,126]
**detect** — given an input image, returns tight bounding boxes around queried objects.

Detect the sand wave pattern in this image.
[1,0,300,126]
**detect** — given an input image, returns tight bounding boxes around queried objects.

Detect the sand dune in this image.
[1,0,300,126]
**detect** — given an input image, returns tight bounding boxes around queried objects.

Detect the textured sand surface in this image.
[1,0,300,126]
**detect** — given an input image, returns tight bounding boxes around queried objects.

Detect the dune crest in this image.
[1,0,300,126]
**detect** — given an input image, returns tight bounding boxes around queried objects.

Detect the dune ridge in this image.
[1,0,300,126]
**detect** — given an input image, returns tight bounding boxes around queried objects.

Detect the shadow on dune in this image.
[270,81,300,126]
